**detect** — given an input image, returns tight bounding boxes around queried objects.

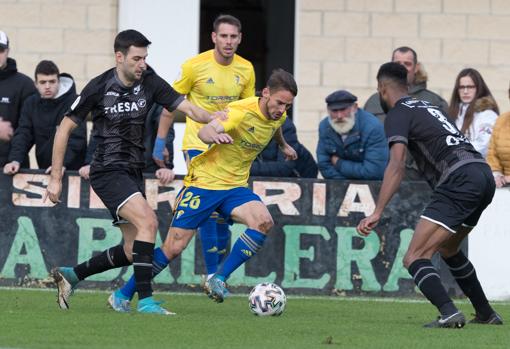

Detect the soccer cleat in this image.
[51,267,79,310]
[424,311,466,329]
[206,275,230,303]
[108,290,132,313]
[469,312,503,325]
[137,297,175,315]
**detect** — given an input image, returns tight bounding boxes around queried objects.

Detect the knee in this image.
[122,243,133,261]
[145,210,159,233]
[255,214,273,233]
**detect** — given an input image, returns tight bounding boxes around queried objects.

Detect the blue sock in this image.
[198,216,219,275]
[216,222,231,265]
[216,228,266,281]
[120,247,169,300]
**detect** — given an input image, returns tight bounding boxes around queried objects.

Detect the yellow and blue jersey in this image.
[173,49,256,151]
[184,96,287,190]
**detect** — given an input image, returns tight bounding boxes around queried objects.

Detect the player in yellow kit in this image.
[133,69,297,308]
[108,15,256,313]
[158,13,255,279]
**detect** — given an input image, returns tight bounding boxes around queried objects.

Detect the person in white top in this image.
[448,68,499,158]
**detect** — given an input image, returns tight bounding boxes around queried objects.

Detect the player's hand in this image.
[3,161,20,175]
[0,117,13,142]
[280,143,298,160]
[211,132,233,144]
[211,109,228,122]
[357,213,381,236]
[155,168,175,185]
[79,165,91,180]
[331,155,340,166]
[44,176,63,204]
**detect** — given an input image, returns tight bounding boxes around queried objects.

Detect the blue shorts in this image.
[171,186,261,229]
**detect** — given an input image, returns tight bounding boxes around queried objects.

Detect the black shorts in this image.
[90,167,145,225]
[421,162,495,233]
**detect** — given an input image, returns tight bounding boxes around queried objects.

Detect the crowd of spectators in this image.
[0,28,508,186]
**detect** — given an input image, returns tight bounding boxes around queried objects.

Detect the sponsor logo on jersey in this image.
[133,84,141,95]
[240,139,263,150]
[104,101,141,114]
[247,126,255,133]
[0,97,10,104]
[206,95,238,102]
[106,91,120,97]
[137,99,146,108]
[206,78,215,84]
[234,75,240,85]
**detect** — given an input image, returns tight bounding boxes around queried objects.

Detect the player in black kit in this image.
[357,62,502,328]
[44,30,214,315]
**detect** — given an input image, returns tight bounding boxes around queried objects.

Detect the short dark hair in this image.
[34,60,59,80]
[267,68,298,96]
[114,29,151,55]
[392,46,417,65]
[213,14,242,32]
[376,62,408,88]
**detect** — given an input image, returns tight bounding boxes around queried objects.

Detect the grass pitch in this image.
[0,288,508,349]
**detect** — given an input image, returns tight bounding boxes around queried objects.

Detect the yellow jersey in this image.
[184,97,286,190]
[173,50,256,151]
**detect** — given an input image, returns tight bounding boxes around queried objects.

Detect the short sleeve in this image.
[240,65,256,99]
[384,107,410,147]
[151,74,185,112]
[67,80,100,124]
[172,61,194,95]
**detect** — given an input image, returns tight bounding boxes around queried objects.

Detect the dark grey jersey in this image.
[68,67,184,169]
[385,97,484,188]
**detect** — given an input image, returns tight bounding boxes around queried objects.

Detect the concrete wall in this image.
[1,0,118,92]
[295,0,510,155]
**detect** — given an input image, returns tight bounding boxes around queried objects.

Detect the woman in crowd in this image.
[487,81,510,188]
[448,68,499,158]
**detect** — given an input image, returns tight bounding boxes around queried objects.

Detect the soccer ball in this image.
[248,283,286,316]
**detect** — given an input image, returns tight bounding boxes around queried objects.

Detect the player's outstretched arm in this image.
[357,143,406,236]
[176,99,212,124]
[274,126,297,160]
[44,116,78,204]
[198,119,233,145]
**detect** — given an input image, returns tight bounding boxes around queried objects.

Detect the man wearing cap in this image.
[316,90,388,180]
[0,30,37,166]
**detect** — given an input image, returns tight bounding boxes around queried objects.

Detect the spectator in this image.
[486,81,510,188]
[364,46,447,122]
[250,117,318,178]
[0,30,37,167]
[364,46,447,180]
[3,60,86,175]
[448,68,499,159]
[317,90,388,180]
[79,104,174,179]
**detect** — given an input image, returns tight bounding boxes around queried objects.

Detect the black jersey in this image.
[385,97,485,188]
[68,67,184,169]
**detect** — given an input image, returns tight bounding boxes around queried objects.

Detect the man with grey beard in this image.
[316,90,388,180]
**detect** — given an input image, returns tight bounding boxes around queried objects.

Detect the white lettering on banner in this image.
[313,182,326,216]
[253,181,301,215]
[338,184,375,217]
[12,174,54,207]
[67,176,81,208]
[145,179,184,209]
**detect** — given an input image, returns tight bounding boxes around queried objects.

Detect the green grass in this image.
[0,289,509,349]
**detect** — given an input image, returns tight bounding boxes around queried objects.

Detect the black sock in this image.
[132,240,155,300]
[443,251,494,320]
[74,245,131,280]
[408,259,458,316]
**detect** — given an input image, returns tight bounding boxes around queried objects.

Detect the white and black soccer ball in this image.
[248,282,286,316]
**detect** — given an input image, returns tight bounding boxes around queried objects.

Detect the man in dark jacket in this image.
[250,117,318,178]
[0,30,37,166]
[317,90,388,180]
[3,60,86,174]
